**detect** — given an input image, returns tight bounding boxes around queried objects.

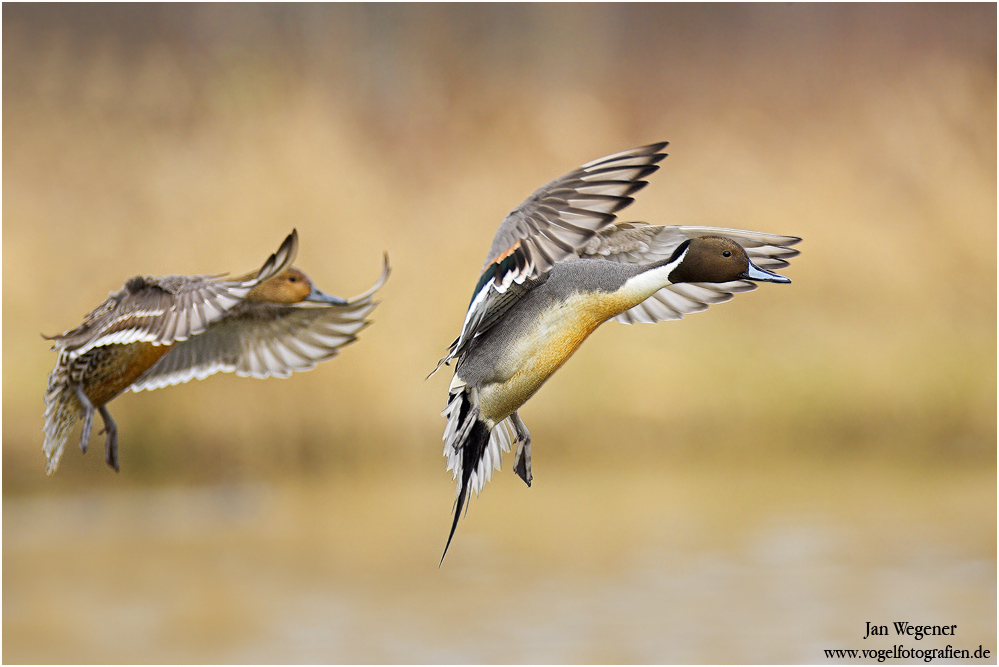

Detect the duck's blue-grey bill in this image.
[305,287,349,305]
[741,261,791,284]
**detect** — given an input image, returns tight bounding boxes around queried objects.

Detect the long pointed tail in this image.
[440,418,491,566]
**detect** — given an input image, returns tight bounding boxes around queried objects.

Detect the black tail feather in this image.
[440,419,490,566]
[440,479,468,567]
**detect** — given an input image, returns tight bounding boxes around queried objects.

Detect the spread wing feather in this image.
[130,256,389,390]
[480,142,670,274]
[49,231,300,359]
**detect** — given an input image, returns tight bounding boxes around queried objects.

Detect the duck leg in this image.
[73,384,94,455]
[98,405,119,473]
[511,411,533,487]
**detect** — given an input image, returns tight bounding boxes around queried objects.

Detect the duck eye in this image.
[288,275,298,282]
[722,250,732,258]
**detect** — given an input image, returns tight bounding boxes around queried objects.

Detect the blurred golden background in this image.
[3,4,995,663]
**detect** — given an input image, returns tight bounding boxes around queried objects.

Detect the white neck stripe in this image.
[617,246,689,301]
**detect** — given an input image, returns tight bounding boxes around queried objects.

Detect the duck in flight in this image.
[43,229,389,474]
[431,142,800,563]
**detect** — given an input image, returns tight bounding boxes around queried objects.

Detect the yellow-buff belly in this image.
[477,290,635,424]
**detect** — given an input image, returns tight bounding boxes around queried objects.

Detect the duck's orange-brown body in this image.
[78,342,174,408]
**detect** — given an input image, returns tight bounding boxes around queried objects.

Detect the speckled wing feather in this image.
[581,223,801,324]
[49,231,300,360]
[431,143,669,374]
[130,256,388,389]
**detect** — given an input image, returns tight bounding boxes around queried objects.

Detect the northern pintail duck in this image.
[432,142,800,562]
[43,230,389,474]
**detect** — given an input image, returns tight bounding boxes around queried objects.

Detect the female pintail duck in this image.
[43,229,390,474]
[432,142,801,562]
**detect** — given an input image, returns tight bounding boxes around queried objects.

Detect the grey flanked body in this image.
[455,258,645,413]
[432,142,800,563]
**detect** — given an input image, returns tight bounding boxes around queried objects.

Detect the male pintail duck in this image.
[43,229,389,474]
[432,142,800,562]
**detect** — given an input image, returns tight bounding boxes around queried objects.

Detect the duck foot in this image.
[98,405,119,472]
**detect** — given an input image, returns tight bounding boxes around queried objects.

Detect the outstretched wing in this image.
[50,230,300,359]
[481,142,670,274]
[581,223,801,324]
[130,255,389,390]
[432,142,669,374]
